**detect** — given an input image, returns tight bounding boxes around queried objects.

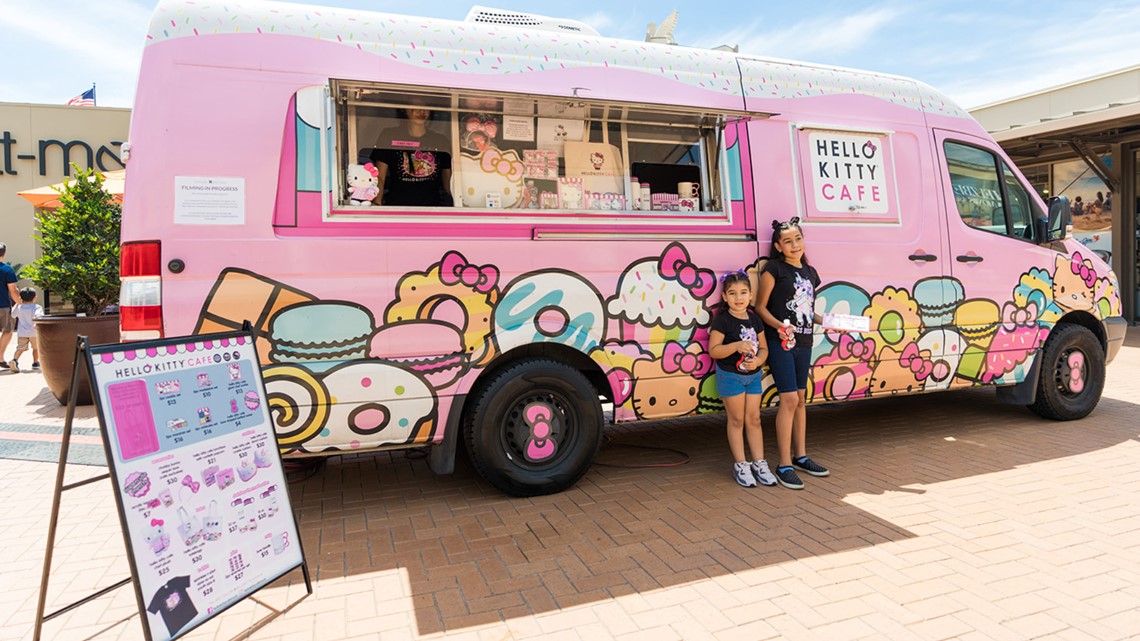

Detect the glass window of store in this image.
[1054,156,1113,265]
[332,82,726,215]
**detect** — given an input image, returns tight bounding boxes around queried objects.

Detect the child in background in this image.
[755,218,829,489]
[9,287,43,373]
[708,270,775,488]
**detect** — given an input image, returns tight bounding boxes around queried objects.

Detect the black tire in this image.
[464,359,603,496]
[1028,323,1105,420]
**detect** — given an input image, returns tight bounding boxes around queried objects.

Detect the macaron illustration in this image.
[368,321,471,389]
[913,277,966,329]
[269,301,375,372]
[953,299,1000,349]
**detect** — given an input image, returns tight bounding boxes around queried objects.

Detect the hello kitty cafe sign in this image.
[798,128,896,221]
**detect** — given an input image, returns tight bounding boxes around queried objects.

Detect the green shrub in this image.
[23,165,121,316]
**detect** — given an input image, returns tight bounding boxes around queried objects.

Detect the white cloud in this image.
[0,0,148,74]
[694,7,901,61]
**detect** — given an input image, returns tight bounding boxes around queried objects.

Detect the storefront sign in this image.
[0,130,124,177]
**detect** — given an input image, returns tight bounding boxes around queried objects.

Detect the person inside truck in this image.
[368,101,454,207]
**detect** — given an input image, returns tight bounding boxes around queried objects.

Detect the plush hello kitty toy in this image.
[347,163,380,206]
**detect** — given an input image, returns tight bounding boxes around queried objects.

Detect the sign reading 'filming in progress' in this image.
[90,332,304,641]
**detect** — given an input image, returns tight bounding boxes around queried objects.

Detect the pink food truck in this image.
[119,0,1127,496]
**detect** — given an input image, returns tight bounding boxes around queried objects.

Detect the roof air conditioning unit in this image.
[464,6,600,36]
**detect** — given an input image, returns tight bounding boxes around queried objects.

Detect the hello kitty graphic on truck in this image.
[118,0,1125,498]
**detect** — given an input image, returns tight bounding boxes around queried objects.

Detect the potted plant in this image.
[23,165,121,405]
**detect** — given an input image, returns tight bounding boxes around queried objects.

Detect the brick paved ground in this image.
[3,330,1139,641]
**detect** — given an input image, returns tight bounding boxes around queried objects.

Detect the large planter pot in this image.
[35,315,120,406]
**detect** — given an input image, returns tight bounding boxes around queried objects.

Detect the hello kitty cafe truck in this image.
[119,0,1126,497]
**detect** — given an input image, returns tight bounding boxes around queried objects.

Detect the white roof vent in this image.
[464,6,601,36]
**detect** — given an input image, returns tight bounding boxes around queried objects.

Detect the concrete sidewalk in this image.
[3,331,1140,640]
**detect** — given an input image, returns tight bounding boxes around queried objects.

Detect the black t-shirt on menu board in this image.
[147,575,198,635]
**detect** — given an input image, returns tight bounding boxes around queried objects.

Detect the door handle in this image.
[956,254,984,263]
[907,253,938,262]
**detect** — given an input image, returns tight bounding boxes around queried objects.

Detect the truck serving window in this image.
[332,81,728,217]
[944,141,1044,242]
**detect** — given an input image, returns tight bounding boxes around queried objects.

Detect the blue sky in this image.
[3,0,1138,110]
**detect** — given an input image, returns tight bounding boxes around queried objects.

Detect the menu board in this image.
[89,332,304,641]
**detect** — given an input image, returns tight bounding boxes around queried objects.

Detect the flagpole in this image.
[92,83,97,107]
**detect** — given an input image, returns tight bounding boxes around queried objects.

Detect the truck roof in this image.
[145,0,969,120]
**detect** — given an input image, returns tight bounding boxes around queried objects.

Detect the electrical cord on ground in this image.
[593,432,690,468]
[283,457,324,483]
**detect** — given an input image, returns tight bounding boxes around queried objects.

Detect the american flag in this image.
[67,87,96,107]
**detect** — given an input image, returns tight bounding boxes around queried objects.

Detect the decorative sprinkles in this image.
[147,0,969,118]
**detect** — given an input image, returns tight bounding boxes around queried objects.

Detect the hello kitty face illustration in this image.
[868,346,925,396]
[406,151,438,178]
[629,343,712,419]
[1052,253,1096,312]
[590,152,604,170]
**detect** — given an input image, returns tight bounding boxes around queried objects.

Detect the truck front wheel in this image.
[464,359,603,496]
[1028,323,1105,421]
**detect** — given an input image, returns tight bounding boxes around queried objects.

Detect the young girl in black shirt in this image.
[755,218,830,489]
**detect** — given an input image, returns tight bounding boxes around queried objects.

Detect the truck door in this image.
[932,129,1058,386]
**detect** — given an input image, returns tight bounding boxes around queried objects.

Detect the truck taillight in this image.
[120,241,163,340]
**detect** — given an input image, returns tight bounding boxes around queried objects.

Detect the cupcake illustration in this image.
[605,243,715,351]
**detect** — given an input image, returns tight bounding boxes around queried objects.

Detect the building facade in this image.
[0,102,129,272]
[971,65,1140,323]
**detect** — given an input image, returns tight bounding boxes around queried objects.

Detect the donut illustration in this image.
[385,251,499,367]
[298,362,438,452]
[493,270,605,356]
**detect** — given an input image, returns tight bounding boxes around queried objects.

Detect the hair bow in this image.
[772,216,801,231]
[659,243,716,300]
[151,519,164,527]
[900,343,934,380]
[662,342,713,378]
[1070,252,1097,288]
[1000,301,1038,332]
[464,115,499,139]
[440,251,498,293]
[837,334,876,361]
[720,268,748,283]
[363,162,379,178]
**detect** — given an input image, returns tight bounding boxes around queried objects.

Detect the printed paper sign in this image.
[503,115,535,142]
[90,333,303,641]
[806,132,889,215]
[174,177,246,225]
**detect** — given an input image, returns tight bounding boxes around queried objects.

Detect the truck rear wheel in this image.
[464,359,603,496]
[1028,323,1105,421]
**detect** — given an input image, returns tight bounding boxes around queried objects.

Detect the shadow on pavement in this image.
[281,386,1140,634]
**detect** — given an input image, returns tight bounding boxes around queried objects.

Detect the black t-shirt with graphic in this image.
[762,259,821,348]
[146,575,198,635]
[369,127,452,206]
[710,310,764,375]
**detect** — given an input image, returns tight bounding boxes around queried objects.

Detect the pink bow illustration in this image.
[1070,252,1097,288]
[1000,301,1038,331]
[464,115,499,139]
[362,162,379,178]
[900,343,934,381]
[837,334,876,361]
[661,342,713,378]
[440,251,498,293]
[151,519,164,527]
[659,243,716,300]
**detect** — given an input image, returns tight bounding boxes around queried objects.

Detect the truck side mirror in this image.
[1044,195,1070,243]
